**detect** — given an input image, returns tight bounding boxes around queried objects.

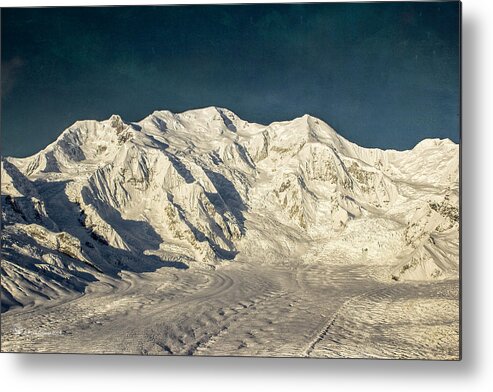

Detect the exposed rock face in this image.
[1,107,459,311]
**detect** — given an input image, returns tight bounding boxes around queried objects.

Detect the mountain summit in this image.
[1,107,459,311]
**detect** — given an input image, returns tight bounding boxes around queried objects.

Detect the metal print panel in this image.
[0,2,461,359]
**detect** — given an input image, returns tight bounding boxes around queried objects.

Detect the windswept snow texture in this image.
[1,108,459,359]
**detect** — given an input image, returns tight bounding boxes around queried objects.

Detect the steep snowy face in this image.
[9,115,138,180]
[1,107,459,310]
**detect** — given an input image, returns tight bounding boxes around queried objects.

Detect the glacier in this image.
[0,107,459,358]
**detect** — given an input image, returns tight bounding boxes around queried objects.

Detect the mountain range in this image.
[1,107,459,312]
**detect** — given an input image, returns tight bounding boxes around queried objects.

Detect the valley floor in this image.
[0,262,459,359]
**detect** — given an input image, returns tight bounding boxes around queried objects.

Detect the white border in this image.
[1,0,492,391]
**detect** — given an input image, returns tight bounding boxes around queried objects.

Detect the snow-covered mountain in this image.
[1,107,459,311]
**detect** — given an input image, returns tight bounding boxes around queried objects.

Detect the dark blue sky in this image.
[1,2,460,157]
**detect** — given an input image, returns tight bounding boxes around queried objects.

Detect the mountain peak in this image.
[412,137,457,151]
[108,114,123,123]
[107,114,127,134]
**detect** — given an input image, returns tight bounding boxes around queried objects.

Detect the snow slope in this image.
[1,107,459,311]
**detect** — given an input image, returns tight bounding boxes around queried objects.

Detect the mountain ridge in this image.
[1,107,459,312]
